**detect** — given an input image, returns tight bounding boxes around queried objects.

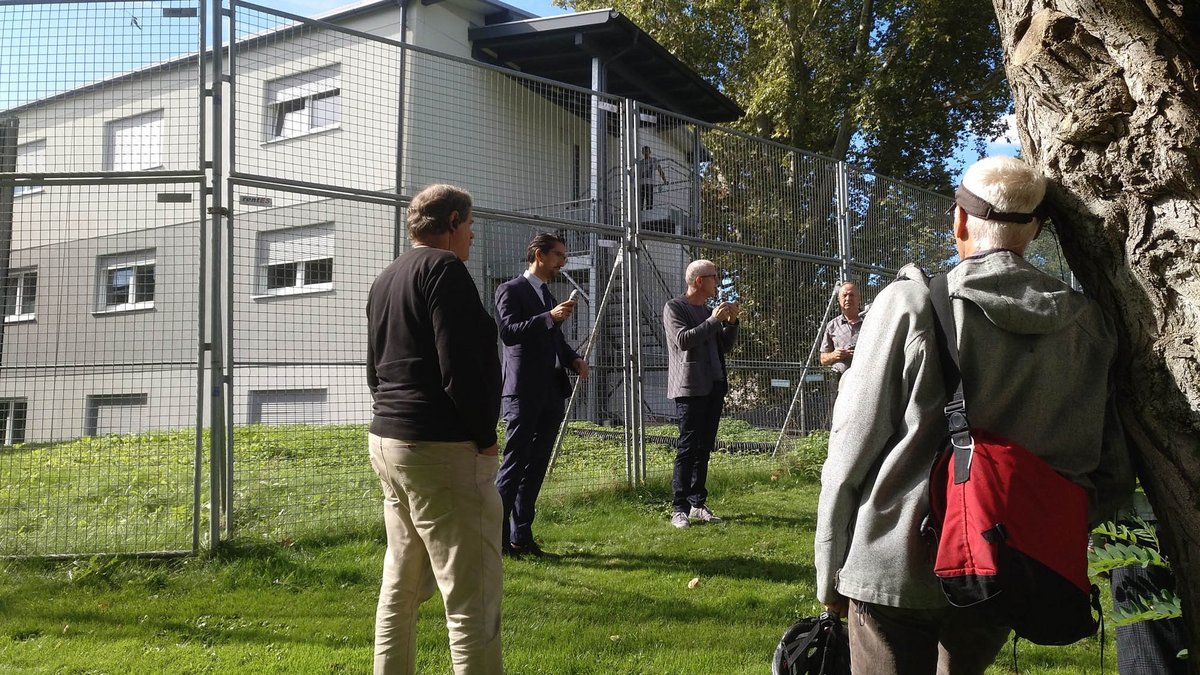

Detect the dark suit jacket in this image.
[663,296,739,399]
[495,275,582,399]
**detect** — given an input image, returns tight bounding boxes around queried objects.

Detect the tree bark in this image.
[992,0,1200,665]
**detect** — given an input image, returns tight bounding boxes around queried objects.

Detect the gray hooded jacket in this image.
[814,250,1133,609]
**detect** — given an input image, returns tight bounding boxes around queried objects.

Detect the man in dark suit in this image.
[494,233,589,556]
[663,259,740,529]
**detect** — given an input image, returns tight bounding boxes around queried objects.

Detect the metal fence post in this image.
[836,160,851,279]
[0,118,17,370]
[223,0,241,537]
[624,98,643,482]
[193,0,211,554]
[208,0,230,550]
[626,99,645,485]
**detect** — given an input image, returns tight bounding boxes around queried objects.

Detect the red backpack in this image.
[921,273,1100,646]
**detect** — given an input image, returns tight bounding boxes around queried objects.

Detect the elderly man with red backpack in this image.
[814,156,1133,673]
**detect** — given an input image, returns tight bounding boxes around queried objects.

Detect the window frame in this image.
[0,398,28,445]
[14,140,46,197]
[104,110,164,172]
[3,268,37,323]
[248,388,328,425]
[254,224,334,299]
[84,393,149,437]
[95,251,156,314]
[264,66,342,143]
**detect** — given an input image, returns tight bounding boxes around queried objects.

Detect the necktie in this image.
[541,283,561,368]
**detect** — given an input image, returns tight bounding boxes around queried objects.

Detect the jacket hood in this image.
[949,250,1089,335]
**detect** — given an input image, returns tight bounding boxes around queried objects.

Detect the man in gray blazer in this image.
[663,259,740,529]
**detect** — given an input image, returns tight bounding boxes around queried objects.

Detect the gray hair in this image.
[685,259,716,287]
[407,184,473,240]
[960,156,1046,250]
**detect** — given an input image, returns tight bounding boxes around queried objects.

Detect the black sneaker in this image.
[510,541,548,557]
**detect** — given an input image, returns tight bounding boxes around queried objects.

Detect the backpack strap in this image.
[927,273,974,485]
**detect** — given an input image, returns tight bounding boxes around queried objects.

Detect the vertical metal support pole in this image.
[222,0,239,535]
[192,0,209,553]
[690,125,701,237]
[836,161,851,280]
[0,118,18,369]
[589,58,606,228]
[208,0,228,550]
[590,58,633,482]
[392,0,410,259]
[625,100,645,485]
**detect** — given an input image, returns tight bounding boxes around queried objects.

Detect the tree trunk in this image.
[993,0,1200,666]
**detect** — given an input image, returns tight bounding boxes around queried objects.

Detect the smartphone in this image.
[568,289,582,303]
[718,279,738,304]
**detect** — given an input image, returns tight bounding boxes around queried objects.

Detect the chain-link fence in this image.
[1,0,1058,556]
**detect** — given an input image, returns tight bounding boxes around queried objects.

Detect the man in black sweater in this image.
[366,184,503,675]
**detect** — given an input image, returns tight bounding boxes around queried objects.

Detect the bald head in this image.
[685,259,717,287]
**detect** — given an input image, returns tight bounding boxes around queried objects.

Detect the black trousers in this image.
[672,382,726,513]
[497,393,565,548]
[639,183,655,210]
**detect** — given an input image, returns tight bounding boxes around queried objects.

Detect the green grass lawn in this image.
[0,463,1115,673]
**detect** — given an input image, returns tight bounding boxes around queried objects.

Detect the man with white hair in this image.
[663,259,740,529]
[814,157,1132,672]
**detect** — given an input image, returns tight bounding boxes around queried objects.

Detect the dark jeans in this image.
[672,382,726,513]
[497,393,565,548]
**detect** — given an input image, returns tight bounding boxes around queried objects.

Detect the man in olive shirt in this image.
[366,184,503,675]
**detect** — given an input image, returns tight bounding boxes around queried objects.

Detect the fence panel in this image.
[845,166,955,279]
[1,0,204,174]
[0,0,206,556]
[225,4,635,540]
[231,2,402,196]
[225,182,391,540]
[631,105,850,484]
[0,179,204,555]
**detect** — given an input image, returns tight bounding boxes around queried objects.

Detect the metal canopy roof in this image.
[469,10,743,124]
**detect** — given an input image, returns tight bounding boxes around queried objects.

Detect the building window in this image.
[255,223,333,297]
[3,268,37,323]
[249,389,328,425]
[266,65,341,141]
[96,250,155,313]
[0,399,27,445]
[104,110,163,171]
[14,140,46,197]
[85,393,149,436]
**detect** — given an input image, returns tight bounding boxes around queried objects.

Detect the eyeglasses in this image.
[699,274,718,279]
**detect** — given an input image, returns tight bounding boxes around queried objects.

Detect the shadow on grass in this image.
[551,550,813,584]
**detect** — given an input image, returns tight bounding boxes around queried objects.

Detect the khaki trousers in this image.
[369,434,504,675]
